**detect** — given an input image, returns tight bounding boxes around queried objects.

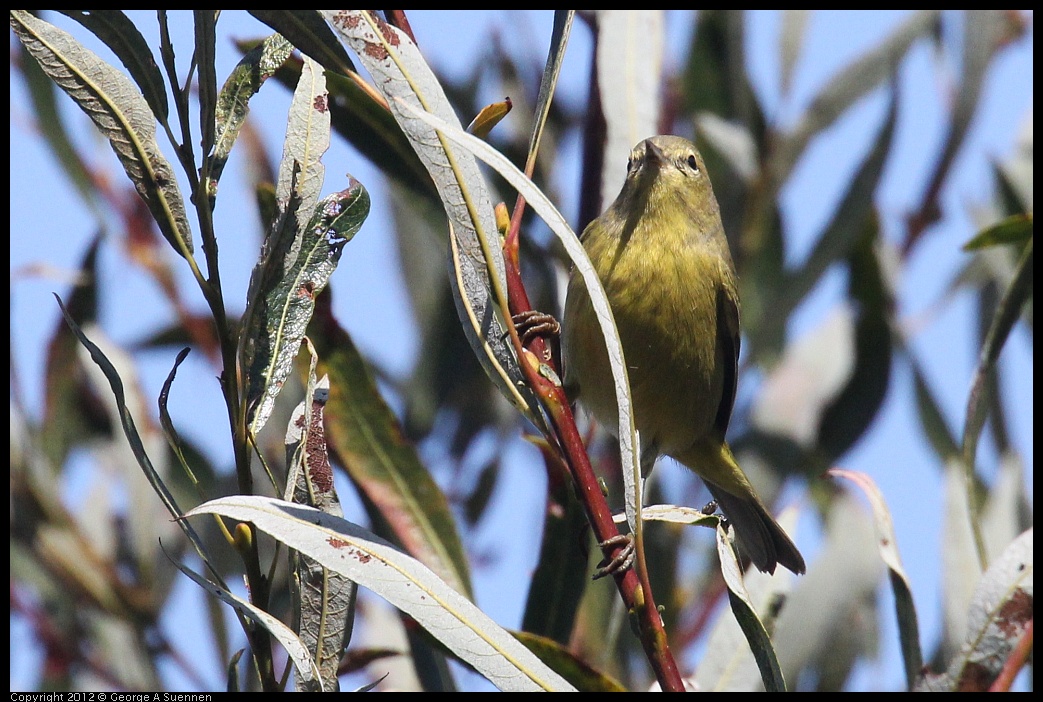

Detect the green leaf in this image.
[41,238,110,468]
[962,213,1033,251]
[513,630,627,692]
[308,293,473,600]
[908,352,961,461]
[186,496,577,692]
[57,10,169,121]
[682,10,762,130]
[240,176,370,437]
[522,447,588,644]
[11,10,194,258]
[209,34,295,194]
[817,221,895,461]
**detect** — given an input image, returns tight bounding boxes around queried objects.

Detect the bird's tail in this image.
[675,440,805,575]
[705,482,805,575]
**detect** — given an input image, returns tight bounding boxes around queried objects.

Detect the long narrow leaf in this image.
[186,496,576,692]
[525,10,573,172]
[11,10,193,258]
[174,559,324,691]
[249,10,357,75]
[830,468,923,688]
[772,10,940,185]
[193,10,218,164]
[57,10,169,121]
[960,237,1033,566]
[716,524,787,692]
[286,372,356,692]
[240,177,370,437]
[53,294,210,571]
[208,34,295,194]
[275,57,330,231]
[596,10,663,207]
[785,85,898,309]
[322,10,537,422]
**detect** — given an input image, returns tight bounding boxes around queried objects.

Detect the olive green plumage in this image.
[564,135,805,575]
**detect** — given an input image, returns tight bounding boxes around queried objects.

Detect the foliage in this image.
[10,10,1032,692]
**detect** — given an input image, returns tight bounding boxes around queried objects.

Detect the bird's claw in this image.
[593,533,635,580]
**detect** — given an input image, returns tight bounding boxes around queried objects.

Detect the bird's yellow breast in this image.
[563,199,730,458]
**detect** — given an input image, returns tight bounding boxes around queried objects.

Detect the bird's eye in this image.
[687,154,699,171]
[626,158,633,173]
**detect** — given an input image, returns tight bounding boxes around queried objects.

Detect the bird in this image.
[562,135,805,575]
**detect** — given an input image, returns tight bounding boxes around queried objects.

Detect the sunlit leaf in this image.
[466,97,512,139]
[524,10,573,173]
[767,494,882,691]
[322,10,539,424]
[57,10,169,121]
[275,57,330,229]
[917,528,1033,691]
[186,496,576,692]
[208,33,294,195]
[596,10,663,207]
[11,10,193,257]
[240,176,369,437]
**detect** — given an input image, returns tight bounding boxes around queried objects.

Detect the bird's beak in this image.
[644,140,667,168]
